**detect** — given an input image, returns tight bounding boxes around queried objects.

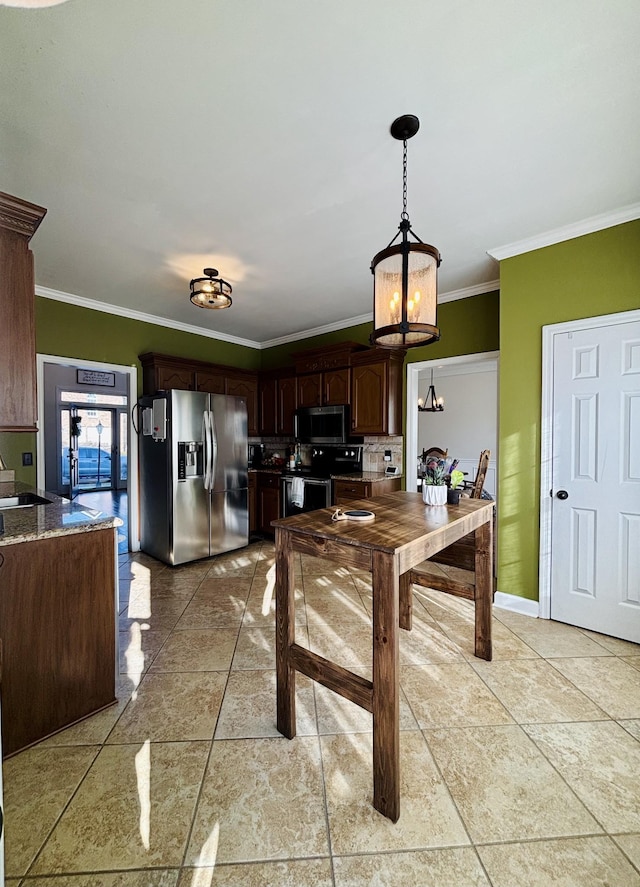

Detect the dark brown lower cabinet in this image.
[248,472,258,534]
[0,528,117,757]
[257,472,281,536]
[333,477,402,506]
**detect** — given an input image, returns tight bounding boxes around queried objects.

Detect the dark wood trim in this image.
[290,644,373,711]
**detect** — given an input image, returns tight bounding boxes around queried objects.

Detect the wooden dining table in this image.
[272,490,494,822]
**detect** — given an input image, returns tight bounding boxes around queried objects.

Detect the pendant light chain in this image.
[401,139,409,221]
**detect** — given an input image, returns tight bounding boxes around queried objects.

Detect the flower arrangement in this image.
[423,458,447,486]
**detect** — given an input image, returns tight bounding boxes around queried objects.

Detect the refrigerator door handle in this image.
[209,409,218,487]
[202,411,211,491]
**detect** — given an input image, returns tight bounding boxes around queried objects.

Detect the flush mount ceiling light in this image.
[0,0,71,6]
[418,368,444,412]
[370,114,442,349]
[189,268,232,310]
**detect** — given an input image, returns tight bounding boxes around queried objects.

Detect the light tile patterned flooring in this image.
[4,540,640,886]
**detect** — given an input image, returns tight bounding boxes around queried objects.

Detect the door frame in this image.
[405,350,500,493]
[36,354,140,552]
[539,308,640,619]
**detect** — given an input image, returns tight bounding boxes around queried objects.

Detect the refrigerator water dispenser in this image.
[178,441,203,479]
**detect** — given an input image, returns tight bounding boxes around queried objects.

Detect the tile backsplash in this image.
[249,436,404,474]
[362,436,403,473]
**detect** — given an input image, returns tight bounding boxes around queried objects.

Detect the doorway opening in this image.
[405,351,500,495]
[37,354,139,554]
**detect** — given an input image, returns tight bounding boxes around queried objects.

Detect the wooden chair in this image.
[463,448,490,499]
[421,446,447,461]
[409,449,495,604]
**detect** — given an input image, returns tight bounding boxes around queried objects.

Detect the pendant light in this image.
[370,115,442,349]
[417,369,444,412]
[189,268,232,310]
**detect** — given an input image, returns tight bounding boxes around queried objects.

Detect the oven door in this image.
[280,475,332,517]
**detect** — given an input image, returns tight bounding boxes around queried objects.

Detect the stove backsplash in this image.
[361,436,403,473]
[248,435,403,474]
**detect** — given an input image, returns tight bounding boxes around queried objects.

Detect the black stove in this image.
[281,445,363,479]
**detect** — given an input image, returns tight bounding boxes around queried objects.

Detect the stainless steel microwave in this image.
[294,405,350,444]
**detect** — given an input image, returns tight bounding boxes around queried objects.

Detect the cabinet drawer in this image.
[333,480,372,504]
[257,472,281,489]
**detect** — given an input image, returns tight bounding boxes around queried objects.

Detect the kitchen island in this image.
[272,491,494,822]
[0,481,121,756]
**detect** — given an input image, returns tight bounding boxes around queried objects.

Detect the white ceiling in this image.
[1,0,639,349]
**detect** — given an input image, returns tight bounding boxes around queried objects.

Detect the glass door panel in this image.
[60,406,116,492]
[117,409,128,489]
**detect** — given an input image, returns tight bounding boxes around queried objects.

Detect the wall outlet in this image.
[22,452,33,466]
[383,450,392,462]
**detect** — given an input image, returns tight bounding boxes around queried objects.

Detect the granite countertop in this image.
[332,471,403,482]
[250,467,401,482]
[0,480,122,547]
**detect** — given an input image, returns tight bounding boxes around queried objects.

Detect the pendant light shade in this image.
[370,115,442,349]
[189,268,232,310]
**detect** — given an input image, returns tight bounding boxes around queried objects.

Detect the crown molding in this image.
[35,285,262,350]
[259,313,373,349]
[437,279,500,304]
[487,203,640,261]
[36,277,501,350]
[259,280,501,348]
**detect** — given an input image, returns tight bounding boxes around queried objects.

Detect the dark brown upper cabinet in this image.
[0,192,47,432]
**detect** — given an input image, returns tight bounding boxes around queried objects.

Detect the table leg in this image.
[372,549,400,822]
[399,570,412,631]
[275,528,297,738]
[474,518,493,661]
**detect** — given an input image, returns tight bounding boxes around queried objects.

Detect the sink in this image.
[0,493,53,509]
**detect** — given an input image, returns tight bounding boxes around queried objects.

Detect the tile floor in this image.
[4,540,640,886]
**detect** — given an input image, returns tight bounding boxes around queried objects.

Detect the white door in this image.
[550,318,640,642]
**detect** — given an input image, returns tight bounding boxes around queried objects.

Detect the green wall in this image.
[0,297,260,485]
[35,298,261,374]
[499,219,640,601]
[261,290,500,368]
[1,290,500,487]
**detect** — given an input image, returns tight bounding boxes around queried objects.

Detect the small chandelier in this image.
[370,115,442,349]
[189,268,232,310]
[418,369,444,412]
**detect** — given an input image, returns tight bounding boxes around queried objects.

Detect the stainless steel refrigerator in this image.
[139,389,248,565]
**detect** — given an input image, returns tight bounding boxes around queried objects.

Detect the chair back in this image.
[422,446,448,461]
[471,450,491,498]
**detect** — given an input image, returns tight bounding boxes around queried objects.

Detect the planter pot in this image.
[447,488,460,505]
[422,484,447,506]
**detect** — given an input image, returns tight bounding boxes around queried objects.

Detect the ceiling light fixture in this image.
[189,268,232,310]
[0,0,71,6]
[370,114,442,349]
[418,369,444,412]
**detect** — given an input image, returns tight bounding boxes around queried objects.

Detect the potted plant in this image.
[422,458,448,506]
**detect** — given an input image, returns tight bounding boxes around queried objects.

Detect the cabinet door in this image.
[351,362,388,434]
[277,376,297,436]
[156,364,195,391]
[226,376,259,436]
[323,367,350,406]
[195,370,225,394]
[0,231,37,430]
[0,530,116,756]
[297,373,322,408]
[258,475,281,535]
[259,376,277,435]
[248,474,258,533]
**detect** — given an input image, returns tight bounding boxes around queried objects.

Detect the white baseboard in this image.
[494,591,539,618]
